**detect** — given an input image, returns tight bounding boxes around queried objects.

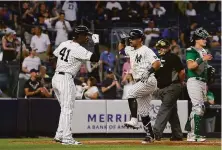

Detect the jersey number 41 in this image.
[59,47,70,62]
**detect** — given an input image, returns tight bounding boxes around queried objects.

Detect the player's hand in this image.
[141,72,150,82]
[92,34,99,44]
[203,54,212,61]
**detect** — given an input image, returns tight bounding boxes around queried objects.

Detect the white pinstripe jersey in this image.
[53,40,92,76]
[125,45,159,80]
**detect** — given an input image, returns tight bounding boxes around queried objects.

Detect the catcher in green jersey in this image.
[185,27,213,142]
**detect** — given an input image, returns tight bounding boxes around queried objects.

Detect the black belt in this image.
[58,72,73,78]
[135,79,141,82]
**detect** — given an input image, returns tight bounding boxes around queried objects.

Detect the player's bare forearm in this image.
[178,69,185,83]
[152,60,161,71]
[187,60,198,70]
[118,43,125,51]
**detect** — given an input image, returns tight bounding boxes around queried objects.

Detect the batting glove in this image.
[141,72,150,83]
[92,34,99,44]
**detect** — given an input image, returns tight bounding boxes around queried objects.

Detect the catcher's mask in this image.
[190,27,211,44]
[155,39,170,56]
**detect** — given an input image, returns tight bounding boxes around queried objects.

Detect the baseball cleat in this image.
[61,140,82,145]
[142,136,154,144]
[53,137,62,143]
[124,118,139,129]
[187,133,206,142]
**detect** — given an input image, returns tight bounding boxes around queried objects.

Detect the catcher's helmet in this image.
[73,25,92,38]
[129,29,145,40]
[191,27,211,42]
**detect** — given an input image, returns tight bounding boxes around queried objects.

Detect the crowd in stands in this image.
[0,1,220,99]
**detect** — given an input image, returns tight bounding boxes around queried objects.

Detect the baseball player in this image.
[152,39,185,141]
[185,27,212,142]
[52,25,100,145]
[118,29,161,143]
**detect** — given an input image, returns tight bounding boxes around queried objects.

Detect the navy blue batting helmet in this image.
[129,29,145,40]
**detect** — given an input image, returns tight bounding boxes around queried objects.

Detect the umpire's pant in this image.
[153,83,183,138]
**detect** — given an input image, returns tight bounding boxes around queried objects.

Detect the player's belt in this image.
[134,79,141,82]
[58,72,74,78]
[195,77,206,82]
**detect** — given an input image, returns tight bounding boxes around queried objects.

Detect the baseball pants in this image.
[52,72,76,142]
[186,78,207,136]
[153,83,183,138]
[127,75,157,117]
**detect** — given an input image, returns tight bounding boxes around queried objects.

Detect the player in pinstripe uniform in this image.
[185,27,213,142]
[118,29,161,143]
[52,25,100,145]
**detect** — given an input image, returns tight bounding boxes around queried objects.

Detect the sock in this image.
[128,98,137,118]
[141,115,154,138]
[194,114,203,135]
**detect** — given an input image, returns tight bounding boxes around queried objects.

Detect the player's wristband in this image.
[148,67,155,75]
[196,58,203,65]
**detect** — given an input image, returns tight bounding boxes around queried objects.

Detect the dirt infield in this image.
[12,139,221,146]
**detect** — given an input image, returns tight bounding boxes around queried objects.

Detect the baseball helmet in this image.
[191,27,211,42]
[73,25,92,38]
[129,29,145,40]
[155,39,171,55]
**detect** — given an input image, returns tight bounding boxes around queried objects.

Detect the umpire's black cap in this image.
[73,25,92,37]
[129,29,145,40]
[155,39,170,49]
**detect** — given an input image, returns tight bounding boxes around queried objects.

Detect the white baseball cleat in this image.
[187,133,206,142]
[62,140,82,145]
[124,117,139,129]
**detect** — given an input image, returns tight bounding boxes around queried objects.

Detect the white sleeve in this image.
[161,7,166,14]
[73,46,93,60]
[62,2,67,11]
[53,43,63,57]
[124,46,133,56]
[86,61,92,72]
[30,36,34,48]
[45,34,51,45]
[22,59,27,68]
[66,21,72,31]
[92,87,99,93]
[118,3,122,10]
[146,48,159,64]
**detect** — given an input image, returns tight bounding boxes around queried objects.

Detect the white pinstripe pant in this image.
[52,73,76,141]
[127,75,157,117]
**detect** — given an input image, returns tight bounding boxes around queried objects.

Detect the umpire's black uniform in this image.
[153,42,184,140]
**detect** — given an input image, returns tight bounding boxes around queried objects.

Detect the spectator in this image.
[204,88,216,133]
[75,77,87,99]
[0,21,15,35]
[83,77,99,100]
[122,57,131,78]
[2,31,17,62]
[110,7,121,22]
[101,69,121,99]
[37,15,48,32]
[15,34,28,61]
[171,45,182,59]
[121,73,134,99]
[42,8,59,29]
[24,69,51,98]
[100,48,116,74]
[144,20,160,47]
[209,30,221,48]
[22,7,37,25]
[30,26,51,61]
[106,1,122,11]
[22,47,41,76]
[86,60,100,83]
[152,2,166,17]
[38,65,50,86]
[55,12,72,47]
[185,2,196,17]
[62,1,78,27]
[180,22,198,48]
[38,3,47,17]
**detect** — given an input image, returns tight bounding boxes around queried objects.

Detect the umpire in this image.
[152,39,185,141]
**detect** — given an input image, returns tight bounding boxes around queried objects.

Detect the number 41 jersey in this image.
[53,40,92,77]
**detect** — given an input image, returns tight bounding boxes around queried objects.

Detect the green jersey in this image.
[186,47,208,80]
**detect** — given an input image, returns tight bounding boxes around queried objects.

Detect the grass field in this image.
[0,138,220,150]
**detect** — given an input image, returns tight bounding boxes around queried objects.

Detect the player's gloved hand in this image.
[92,34,99,44]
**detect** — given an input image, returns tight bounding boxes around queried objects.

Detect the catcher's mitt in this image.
[207,66,215,84]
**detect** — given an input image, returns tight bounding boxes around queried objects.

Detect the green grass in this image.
[0,138,220,150]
